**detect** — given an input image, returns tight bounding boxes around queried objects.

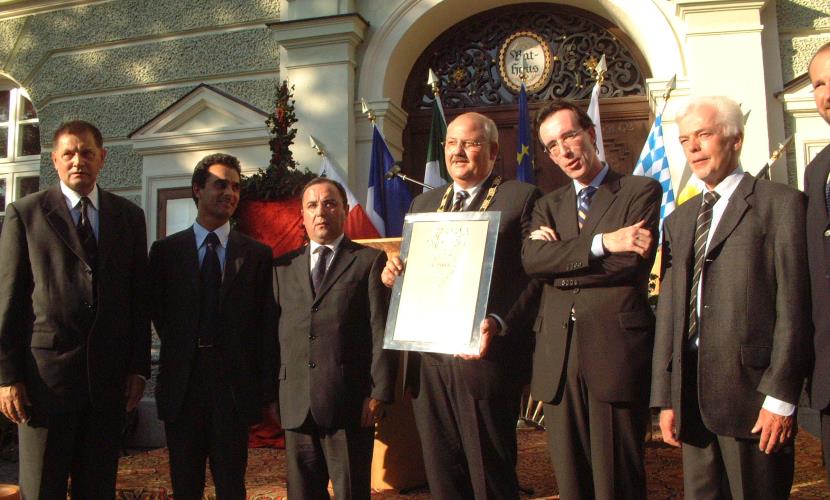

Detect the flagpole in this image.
[658,75,677,117]
[361,97,376,125]
[308,135,326,157]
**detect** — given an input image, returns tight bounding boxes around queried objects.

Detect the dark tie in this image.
[824,176,830,216]
[687,191,721,342]
[198,232,222,347]
[76,196,97,268]
[312,246,332,295]
[577,186,597,231]
[452,190,469,212]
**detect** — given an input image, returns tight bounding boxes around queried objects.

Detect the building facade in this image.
[0,0,827,242]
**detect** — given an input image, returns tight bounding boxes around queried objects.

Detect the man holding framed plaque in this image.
[382,112,541,499]
[522,99,661,499]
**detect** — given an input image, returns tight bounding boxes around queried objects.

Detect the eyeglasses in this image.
[543,129,584,155]
[443,138,484,151]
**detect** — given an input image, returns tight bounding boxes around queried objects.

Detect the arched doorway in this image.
[401,3,652,193]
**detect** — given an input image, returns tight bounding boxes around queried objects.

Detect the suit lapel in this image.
[289,245,315,304]
[314,239,357,304]
[220,231,247,301]
[554,186,579,240]
[706,174,752,256]
[42,187,88,266]
[96,190,121,272]
[672,195,701,270]
[182,228,201,297]
[580,170,622,237]
[819,152,830,228]
[467,175,495,211]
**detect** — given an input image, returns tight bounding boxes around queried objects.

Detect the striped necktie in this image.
[687,191,721,342]
[577,186,597,231]
[452,190,469,212]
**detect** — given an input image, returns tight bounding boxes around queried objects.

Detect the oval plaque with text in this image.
[499,31,552,93]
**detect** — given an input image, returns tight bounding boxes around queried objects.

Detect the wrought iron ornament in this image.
[403,3,647,110]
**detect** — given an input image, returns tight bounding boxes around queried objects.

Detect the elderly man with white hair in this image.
[650,96,810,499]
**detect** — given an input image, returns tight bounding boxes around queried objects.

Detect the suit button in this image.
[573,288,580,294]
[308,361,316,368]
[825,229,830,238]
[562,321,569,329]
[311,306,319,312]
[309,335,316,342]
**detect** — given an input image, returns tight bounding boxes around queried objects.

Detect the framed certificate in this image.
[383,211,501,355]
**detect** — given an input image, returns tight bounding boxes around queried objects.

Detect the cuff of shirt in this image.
[761,396,796,416]
[487,314,508,337]
[590,234,606,258]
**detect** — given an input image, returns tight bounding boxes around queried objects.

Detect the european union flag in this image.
[516,82,535,184]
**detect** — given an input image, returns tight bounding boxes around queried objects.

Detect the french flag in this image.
[366,125,411,238]
[319,155,381,240]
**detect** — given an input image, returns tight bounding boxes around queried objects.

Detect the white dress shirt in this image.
[308,234,345,273]
[193,220,230,274]
[572,163,609,258]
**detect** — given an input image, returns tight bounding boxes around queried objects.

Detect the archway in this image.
[400,3,653,193]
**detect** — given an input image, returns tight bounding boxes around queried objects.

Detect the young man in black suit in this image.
[149,153,277,499]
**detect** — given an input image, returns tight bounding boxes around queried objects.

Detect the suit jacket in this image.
[274,238,395,430]
[409,176,542,399]
[0,186,150,414]
[522,170,661,404]
[149,228,277,425]
[806,144,830,410]
[651,173,810,439]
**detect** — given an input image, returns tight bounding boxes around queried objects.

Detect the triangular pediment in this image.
[130,84,269,153]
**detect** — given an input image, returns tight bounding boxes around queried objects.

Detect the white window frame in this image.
[0,83,40,214]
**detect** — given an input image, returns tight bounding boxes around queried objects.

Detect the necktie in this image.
[198,232,222,347]
[76,196,97,268]
[687,191,721,341]
[312,246,332,295]
[452,190,469,212]
[824,176,830,216]
[577,186,597,231]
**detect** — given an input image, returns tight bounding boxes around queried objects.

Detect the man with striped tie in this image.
[651,96,810,498]
[522,99,661,499]
[805,41,830,483]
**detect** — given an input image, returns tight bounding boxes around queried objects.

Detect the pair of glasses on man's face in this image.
[543,128,584,156]
[442,139,484,152]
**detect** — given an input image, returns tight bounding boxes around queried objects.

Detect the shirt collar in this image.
[573,163,609,193]
[453,178,486,201]
[310,233,345,255]
[193,220,231,249]
[60,181,99,211]
[704,166,744,203]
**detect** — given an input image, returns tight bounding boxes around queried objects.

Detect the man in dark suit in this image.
[521,99,660,499]
[651,96,810,498]
[0,120,150,498]
[805,41,830,482]
[149,153,277,499]
[274,177,395,500]
[382,112,541,499]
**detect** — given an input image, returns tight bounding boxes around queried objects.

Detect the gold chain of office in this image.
[437,176,502,212]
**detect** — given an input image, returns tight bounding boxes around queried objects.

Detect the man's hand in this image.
[456,317,498,360]
[124,374,145,412]
[0,383,29,424]
[751,408,794,454]
[529,226,559,241]
[601,220,652,257]
[659,408,681,448]
[381,256,405,288]
[361,397,386,427]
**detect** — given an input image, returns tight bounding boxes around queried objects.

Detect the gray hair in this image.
[676,96,744,139]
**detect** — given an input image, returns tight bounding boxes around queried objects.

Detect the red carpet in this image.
[115,428,828,499]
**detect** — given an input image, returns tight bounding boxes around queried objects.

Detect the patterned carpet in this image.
[115,427,829,499]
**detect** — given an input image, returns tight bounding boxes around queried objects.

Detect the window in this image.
[0,84,40,214]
